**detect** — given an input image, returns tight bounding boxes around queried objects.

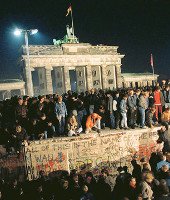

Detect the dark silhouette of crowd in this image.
[0,81,169,154]
[2,135,170,200]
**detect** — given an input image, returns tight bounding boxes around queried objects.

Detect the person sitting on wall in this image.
[27,118,39,140]
[85,113,102,134]
[12,124,28,153]
[146,107,156,128]
[66,110,83,137]
[36,113,53,140]
[15,97,28,128]
[161,107,170,124]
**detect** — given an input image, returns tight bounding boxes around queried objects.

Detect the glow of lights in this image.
[14,29,22,36]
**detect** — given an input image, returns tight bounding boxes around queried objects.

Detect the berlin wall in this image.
[0,146,25,180]
[24,128,161,180]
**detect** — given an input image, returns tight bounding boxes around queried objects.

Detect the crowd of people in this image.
[0,123,170,200]
[0,80,170,199]
[0,80,169,153]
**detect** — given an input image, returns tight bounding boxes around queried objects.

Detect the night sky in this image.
[0,0,170,80]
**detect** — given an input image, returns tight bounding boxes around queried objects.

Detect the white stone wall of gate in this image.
[24,127,162,180]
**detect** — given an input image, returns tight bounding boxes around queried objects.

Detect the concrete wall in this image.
[0,147,25,180]
[24,128,161,180]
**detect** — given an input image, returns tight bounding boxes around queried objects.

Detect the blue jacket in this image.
[120,99,127,113]
[55,102,67,117]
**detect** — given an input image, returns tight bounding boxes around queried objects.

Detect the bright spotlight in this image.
[30,29,38,35]
[14,29,22,36]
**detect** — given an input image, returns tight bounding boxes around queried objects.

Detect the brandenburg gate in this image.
[20,43,124,96]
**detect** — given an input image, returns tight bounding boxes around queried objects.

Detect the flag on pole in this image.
[150,54,154,67]
[66,5,72,16]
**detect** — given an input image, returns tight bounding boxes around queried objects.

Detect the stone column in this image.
[132,82,136,88]
[115,65,122,88]
[143,81,147,87]
[148,80,152,86]
[126,82,130,88]
[45,67,53,94]
[86,65,93,90]
[101,65,107,89]
[123,82,126,88]
[139,81,143,87]
[2,91,6,100]
[37,68,46,95]
[113,65,117,89]
[24,61,34,96]
[138,82,141,88]
[63,66,71,92]
[54,67,65,95]
[20,88,26,96]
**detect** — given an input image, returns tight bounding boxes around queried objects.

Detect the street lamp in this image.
[14,28,38,96]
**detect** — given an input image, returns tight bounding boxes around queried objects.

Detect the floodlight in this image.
[30,29,38,35]
[14,29,22,36]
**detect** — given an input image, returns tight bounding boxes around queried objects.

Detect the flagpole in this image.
[70,4,75,42]
[152,65,155,78]
[152,64,155,86]
[151,54,155,85]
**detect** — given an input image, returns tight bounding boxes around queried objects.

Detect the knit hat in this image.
[72,110,77,116]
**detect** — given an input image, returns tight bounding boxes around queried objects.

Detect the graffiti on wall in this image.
[24,128,160,180]
[25,142,69,180]
[0,146,25,180]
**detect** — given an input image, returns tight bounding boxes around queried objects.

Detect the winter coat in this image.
[127,95,137,109]
[139,95,148,110]
[140,181,153,200]
[163,90,170,103]
[86,113,102,129]
[55,102,67,117]
[120,99,127,113]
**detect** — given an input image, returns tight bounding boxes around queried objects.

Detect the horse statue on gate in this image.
[53,25,79,46]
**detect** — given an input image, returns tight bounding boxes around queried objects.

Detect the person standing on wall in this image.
[106,91,115,129]
[162,85,170,110]
[138,91,149,129]
[127,89,137,129]
[120,94,129,130]
[88,89,98,114]
[153,86,165,122]
[55,96,67,136]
